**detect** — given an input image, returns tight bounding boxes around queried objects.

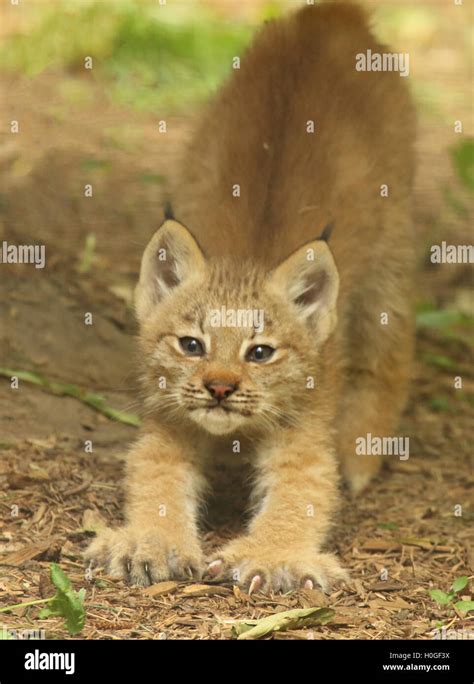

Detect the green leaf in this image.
[428,396,455,414]
[416,309,467,329]
[232,607,334,640]
[451,576,469,593]
[77,233,97,274]
[231,620,258,636]
[38,564,86,635]
[422,354,457,370]
[450,139,474,192]
[442,185,469,218]
[454,600,474,614]
[0,367,140,427]
[429,589,451,606]
[80,157,111,171]
[138,173,166,185]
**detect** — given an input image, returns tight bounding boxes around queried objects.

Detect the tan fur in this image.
[86,3,415,592]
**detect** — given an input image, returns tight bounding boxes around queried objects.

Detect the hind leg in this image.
[337,292,414,494]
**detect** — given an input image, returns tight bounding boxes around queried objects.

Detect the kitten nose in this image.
[205,381,236,401]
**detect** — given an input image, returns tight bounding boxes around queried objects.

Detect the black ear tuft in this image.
[164,200,175,221]
[318,222,334,242]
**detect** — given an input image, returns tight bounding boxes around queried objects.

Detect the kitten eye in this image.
[246,345,275,363]
[179,337,205,357]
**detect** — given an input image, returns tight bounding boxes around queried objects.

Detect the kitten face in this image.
[136,220,339,436]
[140,269,310,435]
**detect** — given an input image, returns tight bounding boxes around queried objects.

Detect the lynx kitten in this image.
[86,3,415,592]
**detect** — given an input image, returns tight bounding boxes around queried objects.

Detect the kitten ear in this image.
[135,219,206,321]
[266,239,340,344]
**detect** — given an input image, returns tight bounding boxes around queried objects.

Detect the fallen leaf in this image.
[361,540,400,552]
[7,470,49,489]
[369,582,404,592]
[0,542,53,566]
[181,584,231,597]
[273,629,318,640]
[232,607,334,640]
[369,597,412,612]
[330,608,367,625]
[144,581,179,597]
[298,587,329,607]
[232,584,251,602]
[26,437,57,449]
[399,537,454,552]
[31,503,48,525]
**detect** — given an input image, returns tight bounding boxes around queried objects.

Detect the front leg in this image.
[208,427,348,593]
[85,428,206,586]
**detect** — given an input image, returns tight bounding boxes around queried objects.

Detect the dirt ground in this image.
[0,4,473,640]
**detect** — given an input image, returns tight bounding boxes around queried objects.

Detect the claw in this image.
[124,558,132,579]
[248,575,262,595]
[144,561,153,585]
[84,560,95,581]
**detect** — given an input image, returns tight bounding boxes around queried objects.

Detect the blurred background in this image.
[0,0,472,641]
[0,0,472,475]
[0,0,471,284]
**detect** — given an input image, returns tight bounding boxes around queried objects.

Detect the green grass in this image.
[450,138,474,193]
[0,1,253,111]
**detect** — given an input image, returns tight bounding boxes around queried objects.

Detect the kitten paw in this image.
[84,527,204,586]
[206,542,348,594]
